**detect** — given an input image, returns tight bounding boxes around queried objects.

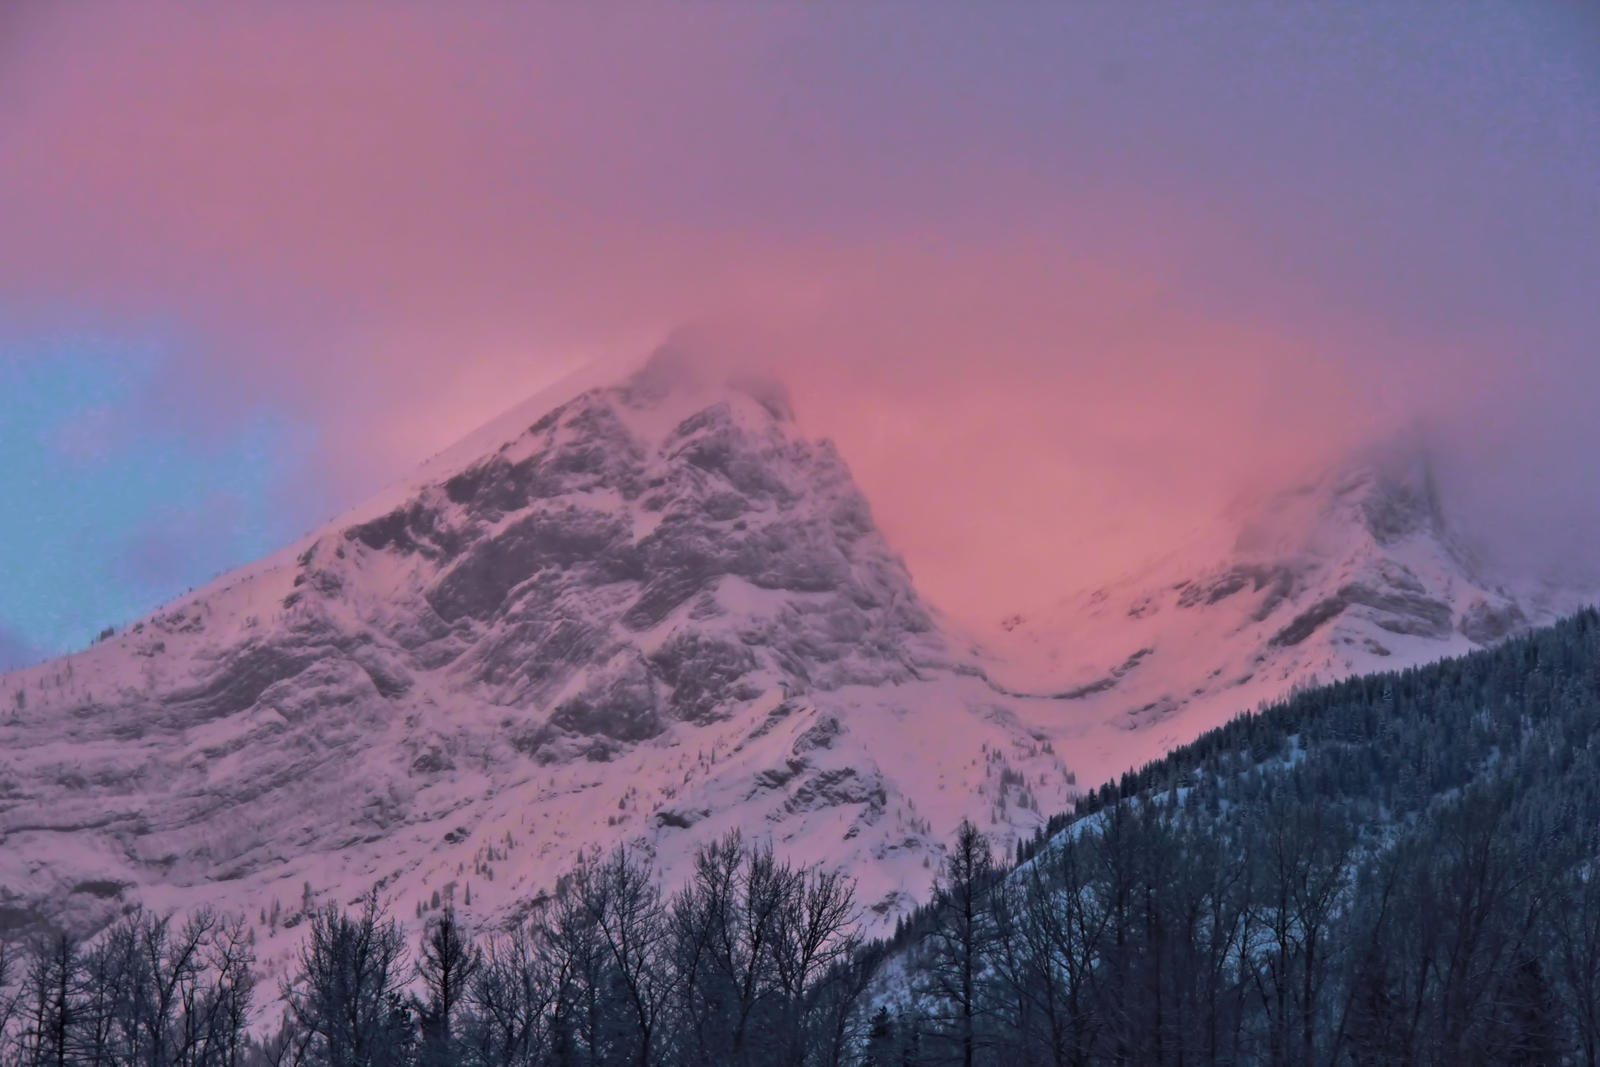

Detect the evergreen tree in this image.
[919,819,995,1067]
[416,908,481,1067]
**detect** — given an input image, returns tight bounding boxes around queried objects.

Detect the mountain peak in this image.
[621,336,795,424]
[3,340,1084,942]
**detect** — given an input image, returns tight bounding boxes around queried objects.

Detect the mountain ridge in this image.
[1,347,1587,994]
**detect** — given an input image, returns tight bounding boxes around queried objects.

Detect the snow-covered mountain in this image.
[979,440,1589,780]
[0,346,1584,985]
[0,348,1077,976]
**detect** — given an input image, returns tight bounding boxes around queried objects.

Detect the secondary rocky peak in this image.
[1229,436,1452,562]
[983,428,1582,769]
[1334,440,1448,547]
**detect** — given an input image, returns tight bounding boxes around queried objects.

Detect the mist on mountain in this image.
[4,4,1597,645]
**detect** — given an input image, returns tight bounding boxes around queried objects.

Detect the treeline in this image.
[0,910,255,1067]
[0,835,871,1067]
[872,790,1597,1065]
[6,607,1600,1065]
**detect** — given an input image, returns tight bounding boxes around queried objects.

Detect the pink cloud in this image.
[4,4,1596,625]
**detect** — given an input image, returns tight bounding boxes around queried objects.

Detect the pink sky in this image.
[3,3,1597,639]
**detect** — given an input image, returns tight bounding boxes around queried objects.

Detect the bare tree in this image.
[283,895,411,1067]
[0,936,21,1065]
[774,863,862,1067]
[573,847,670,1067]
[18,933,78,1067]
[1246,799,1351,1067]
[544,878,610,1065]
[461,918,561,1067]
[666,833,796,1066]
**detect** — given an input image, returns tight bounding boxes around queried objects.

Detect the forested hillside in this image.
[876,605,1600,1066]
[4,609,1600,1066]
